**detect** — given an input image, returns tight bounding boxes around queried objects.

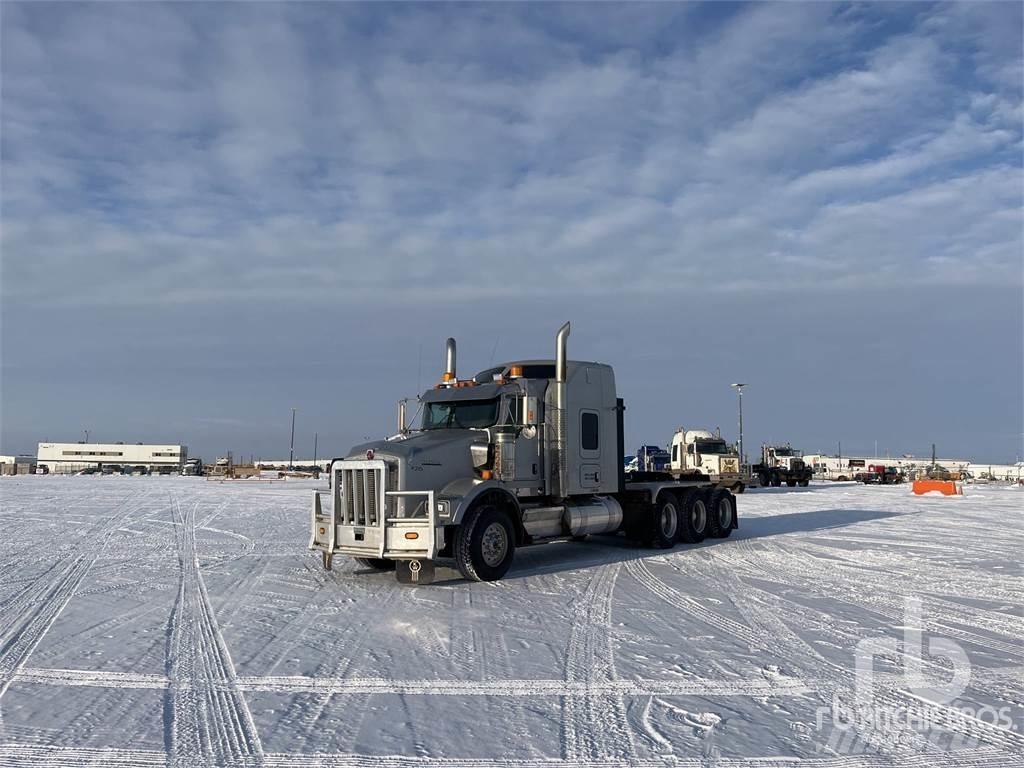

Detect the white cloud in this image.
[1,3,1021,307]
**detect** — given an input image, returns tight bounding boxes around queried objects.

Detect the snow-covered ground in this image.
[0,477,1020,767]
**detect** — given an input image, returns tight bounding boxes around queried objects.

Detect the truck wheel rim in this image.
[692,500,706,532]
[480,522,508,566]
[718,498,732,527]
[661,504,678,538]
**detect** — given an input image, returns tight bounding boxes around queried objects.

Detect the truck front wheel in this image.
[454,505,516,582]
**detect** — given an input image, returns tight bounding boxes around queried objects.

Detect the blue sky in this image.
[1,2,1021,462]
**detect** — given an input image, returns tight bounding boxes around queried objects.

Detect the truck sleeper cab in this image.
[310,323,737,583]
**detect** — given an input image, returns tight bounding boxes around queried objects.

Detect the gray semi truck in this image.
[309,323,737,583]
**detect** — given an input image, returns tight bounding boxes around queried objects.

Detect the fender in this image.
[439,478,521,526]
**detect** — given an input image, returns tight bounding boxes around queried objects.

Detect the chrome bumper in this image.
[309,459,442,560]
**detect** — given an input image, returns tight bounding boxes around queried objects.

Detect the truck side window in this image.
[581,412,599,451]
[672,445,678,462]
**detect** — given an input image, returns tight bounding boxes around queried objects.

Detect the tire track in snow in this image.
[10,667,809,696]
[719,544,1024,659]
[276,572,402,753]
[165,496,263,767]
[0,490,147,701]
[1,741,1020,767]
[561,560,637,763]
[666,549,1024,757]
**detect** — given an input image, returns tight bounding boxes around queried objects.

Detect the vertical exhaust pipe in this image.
[397,399,407,434]
[444,338,457,383]
[555,322,570,385]
[552,322,570,498]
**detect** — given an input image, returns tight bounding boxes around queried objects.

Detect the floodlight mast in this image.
[730,383,746,465]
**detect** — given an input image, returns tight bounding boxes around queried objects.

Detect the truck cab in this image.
[669,429,743,491]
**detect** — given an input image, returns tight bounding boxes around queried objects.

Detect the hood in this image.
[348,429,488,462]
[346,429,488,493]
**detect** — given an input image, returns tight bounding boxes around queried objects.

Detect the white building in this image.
[37,442,187,474]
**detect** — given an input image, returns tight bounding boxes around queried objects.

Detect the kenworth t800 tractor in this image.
[310,323,737,583]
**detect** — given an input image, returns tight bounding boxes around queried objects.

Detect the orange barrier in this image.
[912,479,962,496]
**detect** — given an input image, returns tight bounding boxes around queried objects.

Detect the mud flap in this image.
[395,559,435,585]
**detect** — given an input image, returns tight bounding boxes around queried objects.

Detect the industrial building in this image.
[36,442,187,474]
[0,455,36,475]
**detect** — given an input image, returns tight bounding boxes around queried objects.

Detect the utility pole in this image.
[289,408,296,471]
[730,384,746,465]
[313,432,318,467]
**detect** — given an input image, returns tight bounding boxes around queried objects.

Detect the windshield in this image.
[696,440,731,455]
[422,398,500,430]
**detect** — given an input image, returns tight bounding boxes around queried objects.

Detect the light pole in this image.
[730,383,746,466]
[313,432,318,468]
[289,408,296,471]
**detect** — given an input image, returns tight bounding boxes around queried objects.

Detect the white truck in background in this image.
[752,444,812,487]
[669,429,744,493]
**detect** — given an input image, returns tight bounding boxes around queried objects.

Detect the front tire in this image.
[454,505,516,582]
[676,489,708,544]
[354,557,395,571]
[707,488,736,538]
[798,478,809,487]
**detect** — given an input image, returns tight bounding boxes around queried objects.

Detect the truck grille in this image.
[338,465,393,526]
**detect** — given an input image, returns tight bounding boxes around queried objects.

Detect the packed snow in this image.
[0,476,1021,767]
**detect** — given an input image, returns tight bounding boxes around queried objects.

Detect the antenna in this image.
[416,343,422,394]
[489,335,501,365]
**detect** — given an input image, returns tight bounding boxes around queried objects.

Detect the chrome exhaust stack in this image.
[444,337,457,383]
[551,322,570,498]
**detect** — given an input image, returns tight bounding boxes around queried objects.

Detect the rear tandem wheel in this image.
[706,488,736,538]
[675,488,708,544]
[643,492,680,548]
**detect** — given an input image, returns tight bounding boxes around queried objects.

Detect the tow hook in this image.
[396,559,435,585]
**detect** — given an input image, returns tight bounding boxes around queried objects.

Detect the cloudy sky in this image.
[2,2,1021,463]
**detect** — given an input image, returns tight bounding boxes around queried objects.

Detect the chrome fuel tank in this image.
[564,496,623,536]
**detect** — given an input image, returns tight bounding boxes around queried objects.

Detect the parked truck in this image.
[635,444,671,472]
[310,323,738,583]
[751,444,812,487]
[856,463,905,485]
[669,429,744,493]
